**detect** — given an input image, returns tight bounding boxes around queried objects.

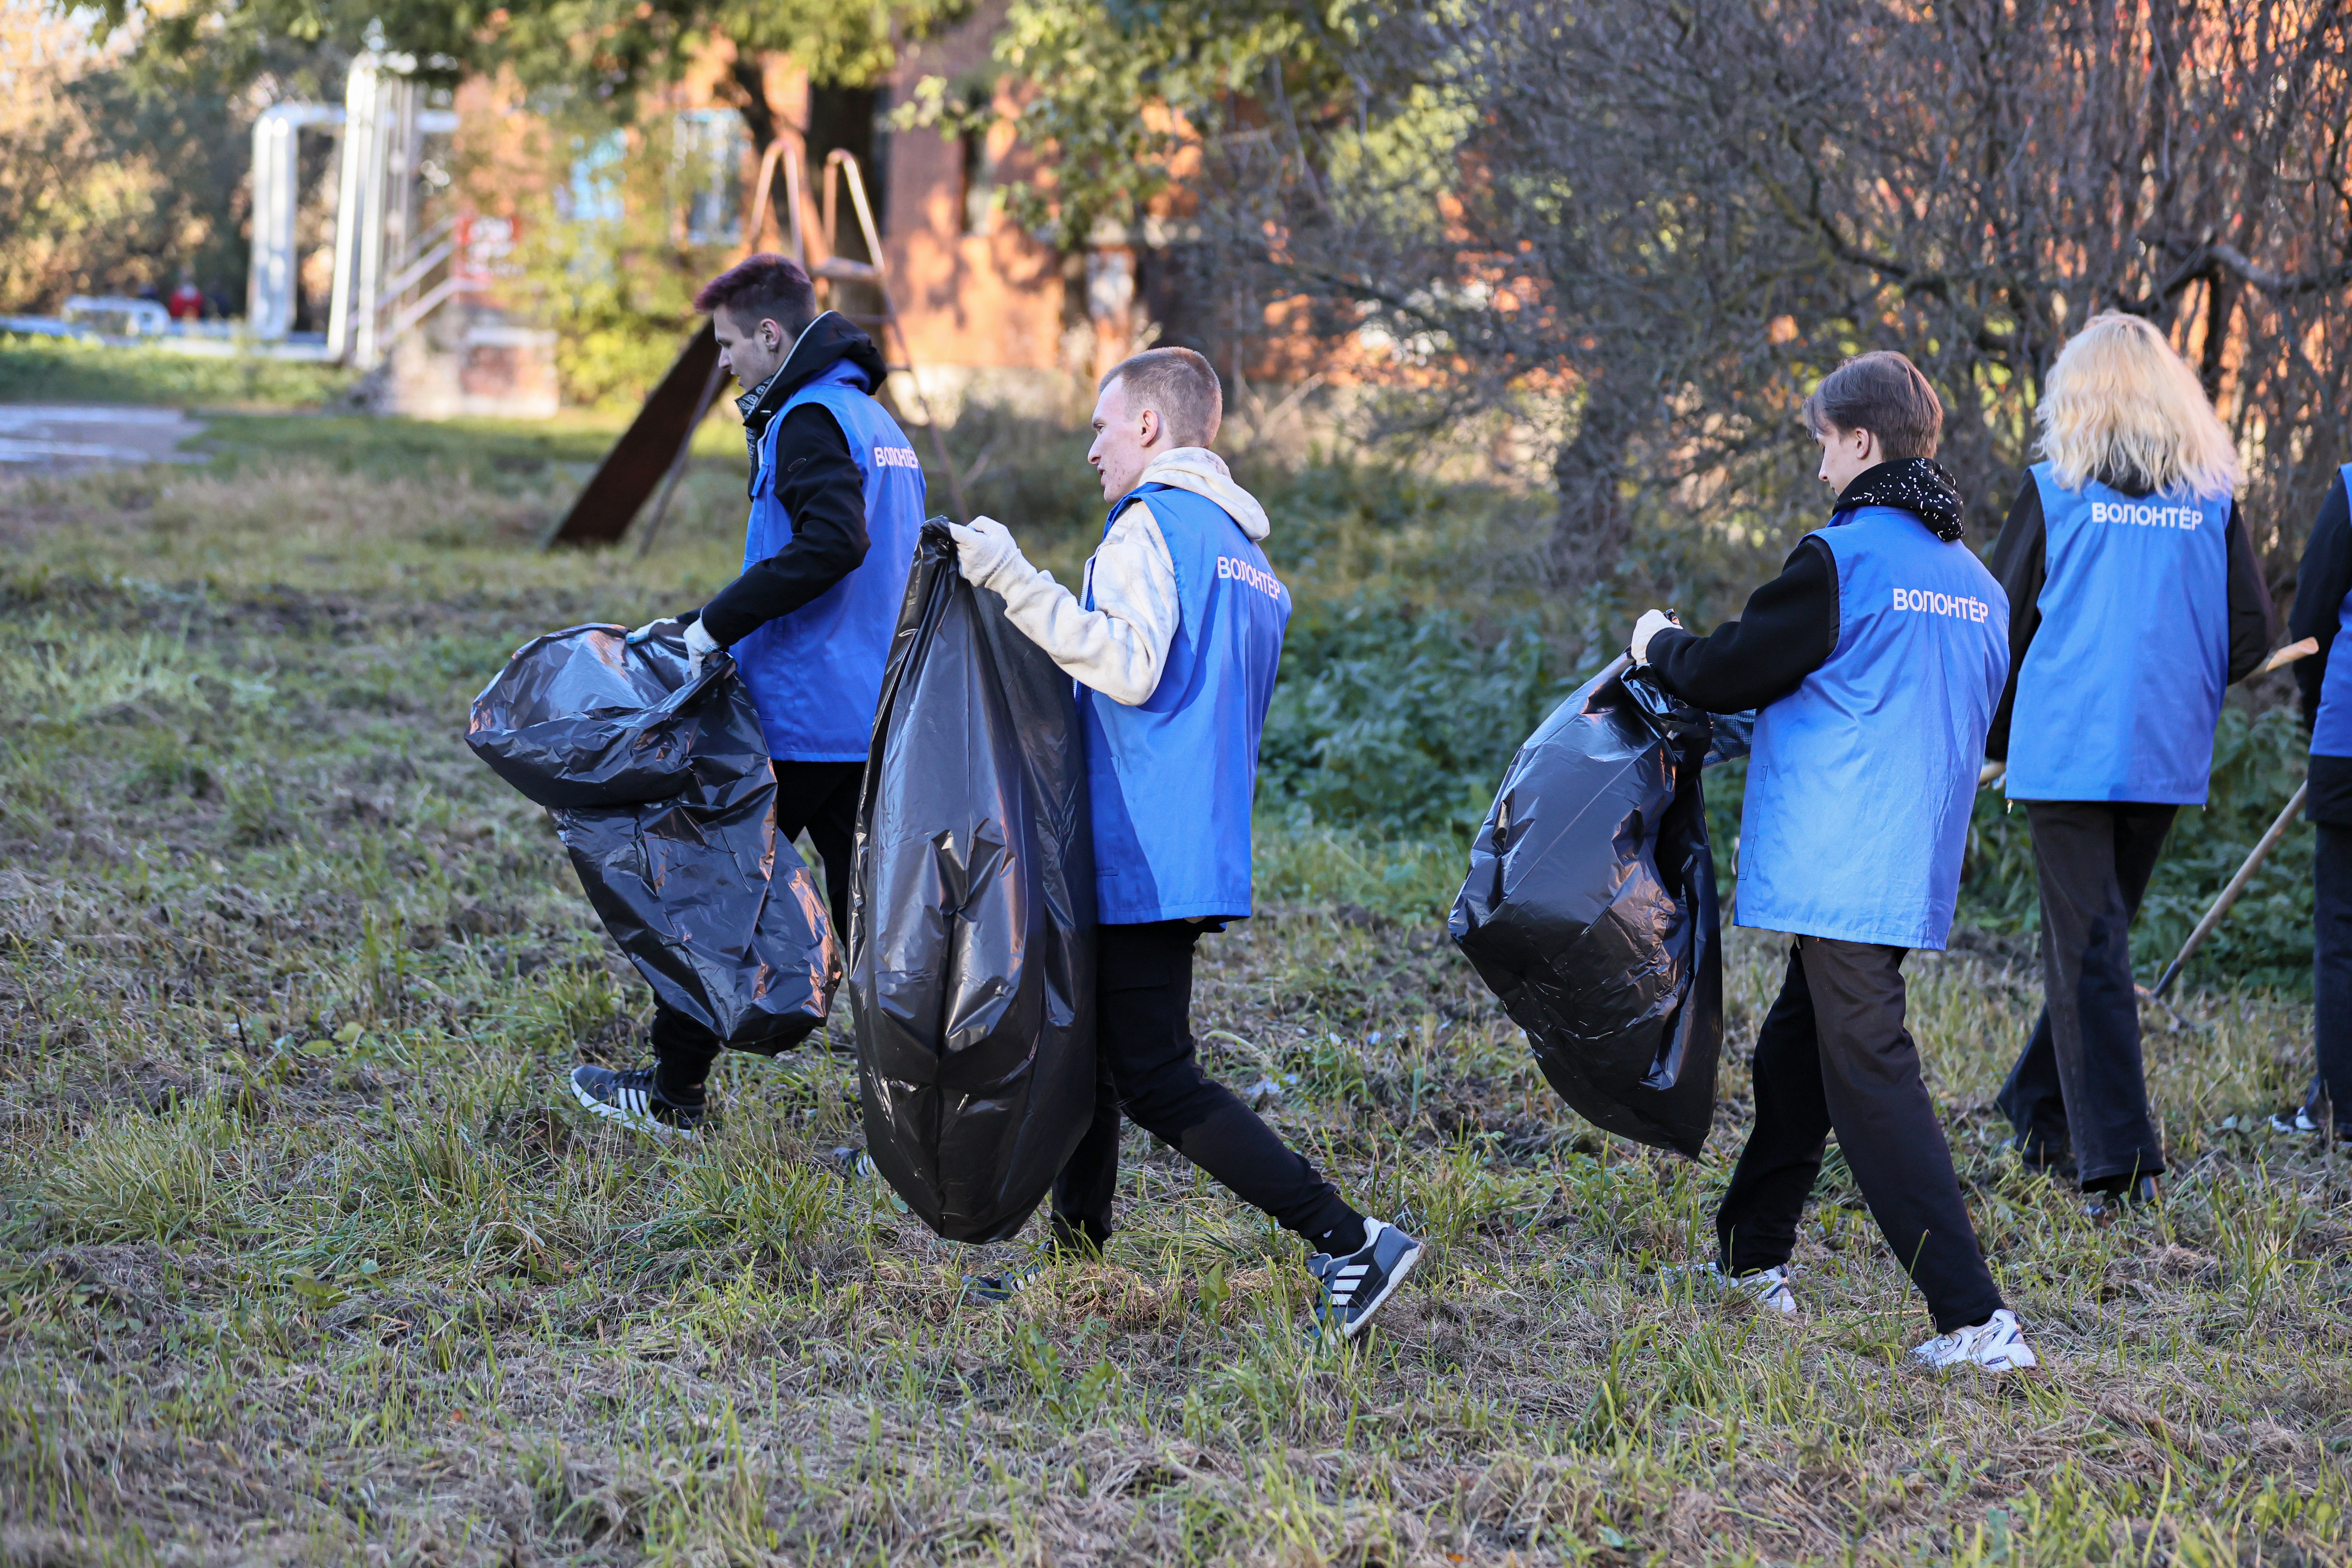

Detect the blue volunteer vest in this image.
[2004,462,2232,802]
[730,359,927,761]
[1738,505,2008,950]
[1081,484,1290,923]
[2311,464,2352,759]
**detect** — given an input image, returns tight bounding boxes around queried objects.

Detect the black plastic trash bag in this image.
[851,522,1097,1243]
[468,622,836,1052]
[1450,656,1723,1157]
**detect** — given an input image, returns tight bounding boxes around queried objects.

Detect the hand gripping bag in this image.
[467,622,836,1051]
[1450,656,1723,1157]
[850,524,1098,1242]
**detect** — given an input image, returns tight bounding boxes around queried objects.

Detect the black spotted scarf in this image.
[1832,457,1966,541]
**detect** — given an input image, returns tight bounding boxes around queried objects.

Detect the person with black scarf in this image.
[1632,351,2035,1373]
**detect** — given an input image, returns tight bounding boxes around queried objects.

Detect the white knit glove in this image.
[1629,608,1679,666]
[682,616,720,682]
[948,515,1025,590]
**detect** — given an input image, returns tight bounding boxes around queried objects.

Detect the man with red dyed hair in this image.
[569,254,927,1136]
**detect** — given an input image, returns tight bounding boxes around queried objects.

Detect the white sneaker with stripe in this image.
[1663,1260,1798,1315]
[567,1064,706,1137]
[1909,1308,2038,1371]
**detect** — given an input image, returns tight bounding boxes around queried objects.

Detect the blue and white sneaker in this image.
[961,1249,1062,1305]
[962,1218,1106,1305]
[1910,1308,2038,1371]
[2269,1106,2350,1139]
[1663,1260,1798,1315]
[568,1065,706,1137]
[1308,1217,1422,1340]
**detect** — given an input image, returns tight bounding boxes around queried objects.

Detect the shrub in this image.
[1259,593,1576,837]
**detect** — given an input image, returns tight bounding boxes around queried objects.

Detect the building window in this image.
[562,130,628,227]
[673,110,749,247]
[961,124,999,235]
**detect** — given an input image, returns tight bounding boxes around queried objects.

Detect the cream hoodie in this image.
[971,447,1271,706]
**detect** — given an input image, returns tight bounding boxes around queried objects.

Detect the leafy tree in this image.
[99,0,967,151]
[0,3,347,311]
[900,0,1326,250]
[968,0,2352,609]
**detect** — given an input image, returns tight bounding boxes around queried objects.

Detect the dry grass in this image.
[1,457,2348,1567]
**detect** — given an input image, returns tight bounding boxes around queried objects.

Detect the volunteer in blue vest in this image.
[2279,465,2352,1140]
[568,255,926,1136]
[940,348,1422,1340]
[1986,314,2274,1211]
[1633,351,2034,1371]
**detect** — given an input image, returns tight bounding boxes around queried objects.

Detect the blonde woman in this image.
[1987,313,2275,1215]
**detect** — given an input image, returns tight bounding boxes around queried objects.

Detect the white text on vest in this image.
[1892,587,1991,623]
[1217,556,1286,601]
[2088,498,2203,530]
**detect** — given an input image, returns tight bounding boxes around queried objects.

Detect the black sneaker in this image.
[2013,1136,2078,1185]
[2268,1106,2352,1139]
[567,1065,706,1137]
[962,1248,1060,1305]
[1308,1217,1422,1341]
[2081,1173,2159,1223]
[962,1217,1105,1305]
[823,1145,880,1182]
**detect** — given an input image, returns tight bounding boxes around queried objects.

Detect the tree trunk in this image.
[1550,373,1639,586]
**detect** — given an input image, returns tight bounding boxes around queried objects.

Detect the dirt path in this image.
[0,403,208,471]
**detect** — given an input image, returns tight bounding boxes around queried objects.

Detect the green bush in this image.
[1700,706,2314,990]
[1263,599,2316,990]
[1957,704,2316,989]
[1259,592,1576,836]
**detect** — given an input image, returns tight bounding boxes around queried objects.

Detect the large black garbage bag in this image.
[468,623,836,1052]
[1450,656,1723,1157]
[851,522,1097,1243]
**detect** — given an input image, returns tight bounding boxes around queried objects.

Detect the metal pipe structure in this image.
[248,103,346,338]
[323,56,458,366]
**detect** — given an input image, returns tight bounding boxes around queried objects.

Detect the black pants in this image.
[1050,921,1362,1253]
[1995,801,2175,1188]
[652,760,864,1093]
[1718,938,2004,1334]
[2301,821,2352,1130]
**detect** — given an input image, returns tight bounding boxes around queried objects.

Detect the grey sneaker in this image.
[1910,1308,2038,1371]
[824,1145,881,1182]
[961,1217,1106,1306]
[1308,1217,1423,1341]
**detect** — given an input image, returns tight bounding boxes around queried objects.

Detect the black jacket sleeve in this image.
[1646,535,1839,712]
[2291,473,2352,725]
[1982,477,2043,763]
[2222,500,2277,685]
[696,403,870,647]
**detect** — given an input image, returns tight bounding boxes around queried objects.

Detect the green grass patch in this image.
[0,424,2344,1565]
[0,332,360,409]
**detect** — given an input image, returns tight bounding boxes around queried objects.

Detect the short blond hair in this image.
[1101,347,1222,448]
[2037,313,2241,498]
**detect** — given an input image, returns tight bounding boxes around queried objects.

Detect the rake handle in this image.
[2151,780,2307,1001]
